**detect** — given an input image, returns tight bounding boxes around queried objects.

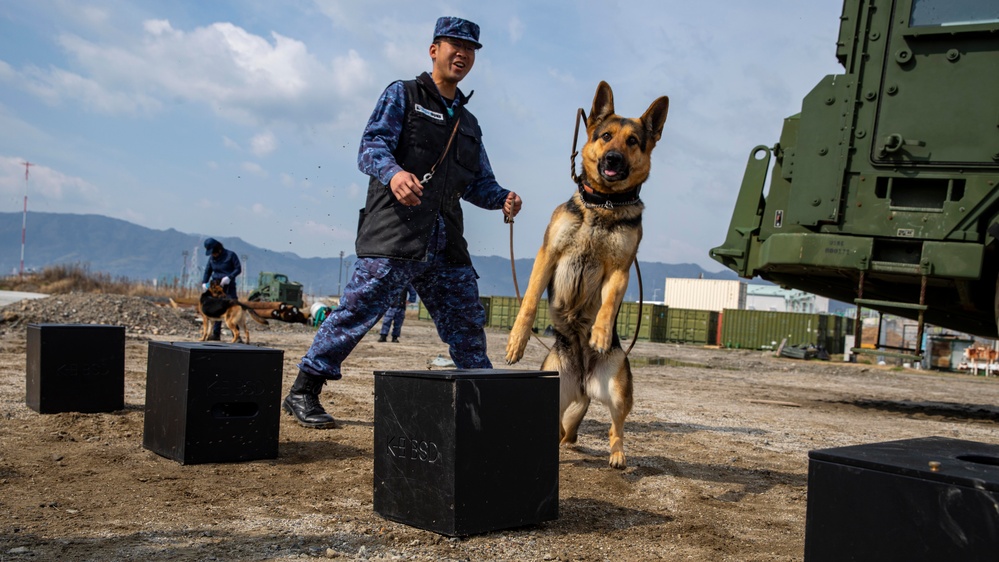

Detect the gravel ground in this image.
[2,293,999,561]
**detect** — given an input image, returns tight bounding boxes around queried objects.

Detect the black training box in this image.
[804,436,999,561]
[26,323,126,414]
[142,341,283,464]
[373,369,559,536]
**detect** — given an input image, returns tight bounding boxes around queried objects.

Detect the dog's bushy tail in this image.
[241,307,270,325]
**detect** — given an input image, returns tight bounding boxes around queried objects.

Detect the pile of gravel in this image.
[0,292,317,339]
[0,293,200,337]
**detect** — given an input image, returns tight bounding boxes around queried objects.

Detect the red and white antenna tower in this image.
[20,161,34,276]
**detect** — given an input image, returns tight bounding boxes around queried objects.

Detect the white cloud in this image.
[330,49,372,97]
[240,161,266,177]
[0,156,101,206]
[383,41,427,77]
[250,131,277,157]
[508,17,524,44]
[75,4,112,28]
[143,19,172,36]
[4,17,372,127]
[19,64,162,114]
[547,68,574,86]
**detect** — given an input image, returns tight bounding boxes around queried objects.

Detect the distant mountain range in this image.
[0,211,749,298]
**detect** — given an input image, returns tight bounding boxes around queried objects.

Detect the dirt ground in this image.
[2,293,999,561]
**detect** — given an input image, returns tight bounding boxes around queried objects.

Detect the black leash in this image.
[420,116,462,186]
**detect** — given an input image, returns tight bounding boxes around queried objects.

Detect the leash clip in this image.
[420,172,433,185]
[603,200,614,210]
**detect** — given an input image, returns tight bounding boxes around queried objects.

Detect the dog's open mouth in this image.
[599,152,630,182]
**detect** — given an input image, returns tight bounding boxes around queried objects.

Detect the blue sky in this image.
[0,1,844,274]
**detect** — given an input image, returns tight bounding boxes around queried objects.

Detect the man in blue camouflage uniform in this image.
[283,16,523,429]
[201,237,241,341]
[378,283,417,342]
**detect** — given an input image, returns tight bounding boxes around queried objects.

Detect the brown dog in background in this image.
[505,81,669,469]
[197,280,268,344]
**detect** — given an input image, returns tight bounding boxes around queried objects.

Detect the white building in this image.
[663,278,746,312]
[745,285,830,313]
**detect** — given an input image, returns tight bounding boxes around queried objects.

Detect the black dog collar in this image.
[578,183,642,209]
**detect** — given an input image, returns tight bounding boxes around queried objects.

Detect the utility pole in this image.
[337,250,345,296]
[181,250,189,287]
[20,161,33,276]
[242,254,249,295]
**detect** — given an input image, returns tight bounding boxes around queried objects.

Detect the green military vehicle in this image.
[248,271,304,309]
[710,0,999,360]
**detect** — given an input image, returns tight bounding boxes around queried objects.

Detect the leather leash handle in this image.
[570,108,586,185]
[626,259,643,356]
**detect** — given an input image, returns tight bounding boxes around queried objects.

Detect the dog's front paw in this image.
[504,329,529,364]
[589,325,612,353]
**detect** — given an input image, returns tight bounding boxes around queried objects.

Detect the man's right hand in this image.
[389,171,424,206]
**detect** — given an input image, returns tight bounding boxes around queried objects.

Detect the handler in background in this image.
[201,237,241,341]
[378,283,418,343]
[283,16,522,429]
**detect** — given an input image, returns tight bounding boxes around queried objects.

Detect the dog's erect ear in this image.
[588,81,615,129]
[642,96,670,144]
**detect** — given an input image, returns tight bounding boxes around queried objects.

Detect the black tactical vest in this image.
[355,72,482,263]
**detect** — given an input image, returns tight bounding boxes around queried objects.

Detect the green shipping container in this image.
[720,309,845,354]
[420,296,669,345]
[533,298,552,334]
[524,300,666,341]
[666,308,719,345]
[488,296,520,329]
[615,303,668,342]
[481,296,665,341]
[491,296,552,332]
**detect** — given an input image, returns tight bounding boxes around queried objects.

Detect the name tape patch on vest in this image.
[415,104,445,122]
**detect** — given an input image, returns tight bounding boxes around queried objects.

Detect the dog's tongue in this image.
[604,169,618,177]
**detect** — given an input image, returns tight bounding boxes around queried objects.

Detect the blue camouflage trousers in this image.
[380,306,406,338]
[299,230,490,380]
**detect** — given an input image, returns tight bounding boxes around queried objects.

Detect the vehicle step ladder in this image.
[851,271,926,362]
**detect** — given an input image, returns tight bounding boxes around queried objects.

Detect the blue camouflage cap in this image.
[204,237,221,255]
[433,16,481,49]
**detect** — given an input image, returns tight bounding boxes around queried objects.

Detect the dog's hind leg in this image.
[543,344,590,446]
[560,392,591,446]
[602,353,634,469]
[225,318,241,343]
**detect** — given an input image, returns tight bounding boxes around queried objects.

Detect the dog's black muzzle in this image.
[599,151,630,182]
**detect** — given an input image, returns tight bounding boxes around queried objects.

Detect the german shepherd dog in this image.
[505,81,669,469]
[197,280,268,344]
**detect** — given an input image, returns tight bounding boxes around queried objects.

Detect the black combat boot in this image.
[391,336,400,343]
[377,334,388,342]
[282,371,336,429]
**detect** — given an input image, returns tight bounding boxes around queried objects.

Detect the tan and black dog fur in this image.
[505,81,669,469]
[197,280,269,344]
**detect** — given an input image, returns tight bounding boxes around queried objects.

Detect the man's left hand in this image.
[503,192,522,220]
[221,276,230,286]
